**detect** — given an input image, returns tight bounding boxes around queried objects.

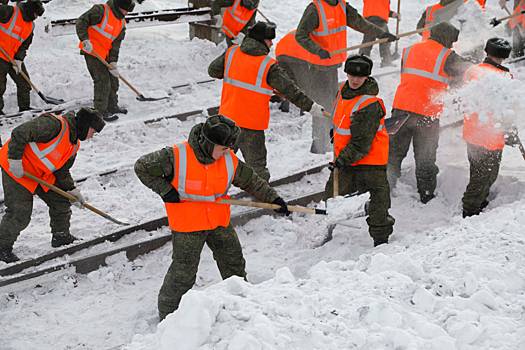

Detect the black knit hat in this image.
[344,54,373,77]
[20,0,45,21]
[76,108,105,141]
[116,0,135,12]
[247,21,276,42]
[201,115,240,149]
[485,37,512,59]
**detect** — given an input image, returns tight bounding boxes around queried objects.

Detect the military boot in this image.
[420,191,435,204]
[0,247,20,263]
[102,112,119,122]
[51,232,79,248]
[108,106,128,115]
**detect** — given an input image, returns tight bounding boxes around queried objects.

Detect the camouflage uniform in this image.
[0,4,34,113]
[0,113,77,250]
[324,78,394,245]
[211,0,258,47]
[359,15,396,66]
[134,123,280,320]
[76,0,126,115]
[416,0,464,32]
[208,37,314,182]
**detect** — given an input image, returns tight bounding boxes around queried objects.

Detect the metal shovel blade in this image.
[136,94,170,102]
[38,92,65,105]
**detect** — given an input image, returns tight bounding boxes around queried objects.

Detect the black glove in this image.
[272,197,291,216]
[504,128,520,146]
[162,188,181,203]
[328,157,344,171]
[379,32,397,42]
[318,49,331,59]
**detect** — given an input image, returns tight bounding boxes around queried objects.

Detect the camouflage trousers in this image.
[324,166,394,242]
[0,170,72,249]
[237,128,270,182]
[359,16,394,64]
[462,143,502,216]
[0,58,31,113]
[158,224,246,320]
[387,110,440,197]
[84,54,120,114]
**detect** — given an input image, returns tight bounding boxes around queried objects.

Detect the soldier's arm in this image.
[134,147,175,197]
[416,10,426,31]
[0,4,13,23]
[76,5,104,41]
[54,155,76,191]
[232,161,279,203]
[211,0,234,15]
[108,26,126,63]
[346,4,384,36]
[14,32,33,61]
[208,51,227,79]
[8,115,62,160]
[337,102,385,166]
[444,52,473,85]
[295,4,325,56]
[267,63,314,111]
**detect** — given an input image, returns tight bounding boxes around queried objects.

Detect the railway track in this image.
[0,164,328,289]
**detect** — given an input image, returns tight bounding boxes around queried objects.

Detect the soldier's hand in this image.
[7,159,23,178]
[67,188,86,209]
[504,128,520,146]
[12,60,23,75]
[499,0,508,9]
[213,15,222,27]
[309,102,324,118]
[162,188,181,203]
[379,32,398,42]
[82,40,93,53]
[328,157,344,171]
[318,49,331,59]
[391,11,400,20]
[272,197,291,216]
[108,62,119,77]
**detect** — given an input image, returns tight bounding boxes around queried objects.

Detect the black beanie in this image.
[76,108,105,141]
[247,21,276,42]
[485,37,512,59]
[344,54,373,77]
[116,0,135,12]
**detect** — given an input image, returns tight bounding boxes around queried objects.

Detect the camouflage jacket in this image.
[7,112,78,190]
[76,0,127,62]
[336,77,387,169]
[0,4,34,60]
[416,0,462,32]
[134,123,279,203]
[208,37,314,111]
[211,0,258,35]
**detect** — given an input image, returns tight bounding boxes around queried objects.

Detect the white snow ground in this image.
[1,1,525,349]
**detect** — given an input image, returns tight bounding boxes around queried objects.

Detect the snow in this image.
[1,0,525,349]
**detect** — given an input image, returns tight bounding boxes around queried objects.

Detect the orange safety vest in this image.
[165,142,239,233]
[333,85,389,165]
[219,45,275,131]
[475,0,486,8]
[0,6,34,62]
[463,63,512,151]
[421,3,444,40]
[274,0,347,66]
[78,4,125,60]
[392,39,451,118]
[363,0,390,22]
[509,0,525,29]
[221,0,257,39]
[0,115,80,193]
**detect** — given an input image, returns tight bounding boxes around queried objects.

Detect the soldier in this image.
[76,0,134,122]
[208,21,323,182]
[325,55,394,247]
[274,0,396,154]
[387,23,471,204]
[134,115,291,320]
[211,0,259,46]
[359,0,400,67]
[462,38,516,217]
[0,108,106,263]
[501,0,525,57]
[0,0,45,115]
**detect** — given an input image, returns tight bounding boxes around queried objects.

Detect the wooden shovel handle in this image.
[220,198,318,215]
[0,45,40,94]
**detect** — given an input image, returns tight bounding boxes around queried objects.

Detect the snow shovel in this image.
[171,79,216,90]
[24,172,130,226]
[490,9,525,27]
[0,46,65,105]
[90,51,169,102]
[514,135,525,161]
[394,0,401,56]
[219,198,327,215]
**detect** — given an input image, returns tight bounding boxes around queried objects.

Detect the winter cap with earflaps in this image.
[200,115,241,149]
[116,0,136,12]
[344,54,373,77]
[247,21,277,42]
[485,37,512,59]
[430,22,460,48]
[20,0,45,21]
[76,108,105,141]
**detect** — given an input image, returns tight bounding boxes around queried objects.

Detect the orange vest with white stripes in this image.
[333,85,389,165]
[221,0,257,39]
[0,6,34,62]
[0,115,80,193]
[165,142,239,233]
[363,0,390,22]
[393,39,451,118]
[509,0,525,29]
[421,3,444,40]
[219,45,276,131]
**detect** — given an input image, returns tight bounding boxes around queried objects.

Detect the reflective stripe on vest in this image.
[227,0,250,25]
[223,46,274,96]
[92,4,123,41]
[28,119,75,173]
[334,95,377,136]
[312,0,347,37]
[175,143,235,201]
[401,46,450,84]
[0,7,25,41]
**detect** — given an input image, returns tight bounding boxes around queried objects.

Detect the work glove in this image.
[309,102,325,118]
[67,188,86,209]
[82,40,93,53]
[379,32,397,42]
[328,157,344,171]
[12,60,23,75]
[318,49,331,60]
[108,62,119,77]
[272,197,291,216]
[213,14,222,27]
[390,11,400,20]
[504,128,520,146]
[162,188,181,203]
[233,32,246,45]
[8,159,24,178]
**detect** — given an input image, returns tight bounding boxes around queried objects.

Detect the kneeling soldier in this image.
[134,115,291,321]
[0,108,105,263]
[325,55,394,246]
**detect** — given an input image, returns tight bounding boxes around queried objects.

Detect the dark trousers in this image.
[237,128,270,182]
[84,54,119,114]
[387,110,440,197]
[158,224,246,320]
[0,58,31,113]
[359,16,394,64]
[462,143,502,215]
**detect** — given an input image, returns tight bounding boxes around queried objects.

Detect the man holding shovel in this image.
[0,0,45,115]
[324,55,394,247]
[0,108,105,263]
[134,115,291,320]
[77,0,134,122]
